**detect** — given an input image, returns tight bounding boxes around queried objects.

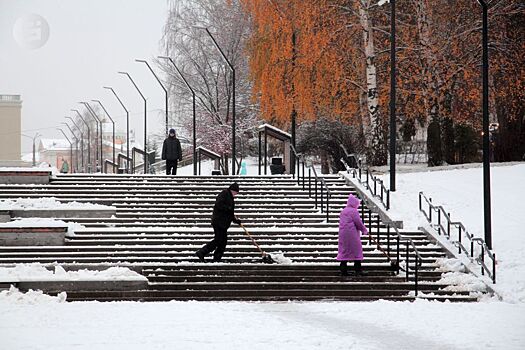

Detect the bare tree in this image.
[159,0,259,173]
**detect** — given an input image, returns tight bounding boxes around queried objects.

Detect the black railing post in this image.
[458,226,463,254]
[387,190,390,210]
[415,257,419,296]
[419,192,422,211]
[326,193,330,222]
[387,224,391,256]
[405,243,409,280]
[437,210,441,235]
[302,161,305,189]
[308,169,311,197]
[429,198,432,222]
[258,132,261,175]
[481,246,485,276]
[376,215,381,247]
[320,185,324,213]
[493,253,496,284]
[471,241,474,257]
[447,213,451,237]
[315,180,318,209]
[396,235,400,275]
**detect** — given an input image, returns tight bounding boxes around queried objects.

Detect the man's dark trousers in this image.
[200,225,228,261]
[166,160,178,175]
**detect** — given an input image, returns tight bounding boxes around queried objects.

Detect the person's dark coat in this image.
[211,189,238,229]
[161,136,182,161]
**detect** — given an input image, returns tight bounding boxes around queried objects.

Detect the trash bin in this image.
[270,157,285,174]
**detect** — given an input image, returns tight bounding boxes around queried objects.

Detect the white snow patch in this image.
[0,218,85,237]
[0,285,67,304]
[0,197,114,210]
[271,251,293,264]
[0,263,147,282]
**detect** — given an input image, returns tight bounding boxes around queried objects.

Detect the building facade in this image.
[0,95,22,162]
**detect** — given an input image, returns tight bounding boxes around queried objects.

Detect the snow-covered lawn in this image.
[379,163,525,303]
[1,162,525,349]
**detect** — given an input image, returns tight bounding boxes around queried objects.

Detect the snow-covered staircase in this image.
[0,174,483,301]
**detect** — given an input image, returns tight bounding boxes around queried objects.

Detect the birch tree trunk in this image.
[358,0,387,166]
[415,0,443,165]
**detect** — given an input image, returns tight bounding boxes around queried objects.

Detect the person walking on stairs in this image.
[337,194,369,276]
[195,182,242,262]
[161,128,182,175]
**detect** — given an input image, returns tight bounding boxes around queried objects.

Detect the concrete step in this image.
[60,289,478,302]
[63,294,478,302]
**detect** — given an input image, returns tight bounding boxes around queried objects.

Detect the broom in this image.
[368,233,399,269]
[239,224,275,264]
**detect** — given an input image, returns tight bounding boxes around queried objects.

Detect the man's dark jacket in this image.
[161,137,182,161]
[212,189,236,229]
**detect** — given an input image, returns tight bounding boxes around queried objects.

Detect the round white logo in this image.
[13,14,50,50]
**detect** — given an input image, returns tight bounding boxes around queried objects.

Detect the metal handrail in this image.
[419,191,496,283]
[104,159,118,174]
[290,145,331,222]
[131,147,156,174]
[196,146,226,175]
[357,192,425,296]
[339,144,390,210]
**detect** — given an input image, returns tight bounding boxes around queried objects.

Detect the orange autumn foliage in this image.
[241,0,360,129]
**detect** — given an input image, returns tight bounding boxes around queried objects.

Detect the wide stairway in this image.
[0,174,482,301]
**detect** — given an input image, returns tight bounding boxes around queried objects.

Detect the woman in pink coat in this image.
[337,194,368,276]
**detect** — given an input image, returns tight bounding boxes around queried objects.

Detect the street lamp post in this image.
[477,0,492,249]
[104,86,130,173]
[92,99,116,169]
[57,128,73,173]
[389,0,396,192]
[62,122,79,172]
[72,109,92,172]
[80,102,103,172]
[158,56,197,175]
[136,59,169,136]
[66,116,84,172]
[21,133,41,167]
[119,71,148,174]
[196,26,236,175]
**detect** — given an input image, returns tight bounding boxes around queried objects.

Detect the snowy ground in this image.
[1,162,525,349]
[1,296,524,350]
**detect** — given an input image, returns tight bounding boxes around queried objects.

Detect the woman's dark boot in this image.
[354,261,368,276]
[339,261,349,276]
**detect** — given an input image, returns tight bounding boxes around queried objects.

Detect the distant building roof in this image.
[39,139,70,151]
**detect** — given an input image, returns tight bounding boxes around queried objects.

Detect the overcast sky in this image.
[0,0,169,154]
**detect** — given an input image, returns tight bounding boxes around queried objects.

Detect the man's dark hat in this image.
[229,182,240,192]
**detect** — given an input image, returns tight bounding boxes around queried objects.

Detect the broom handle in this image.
[367,233,392,261]
[240,224,265,256]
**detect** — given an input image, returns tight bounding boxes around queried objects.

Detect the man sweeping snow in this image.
[195,182,241,262]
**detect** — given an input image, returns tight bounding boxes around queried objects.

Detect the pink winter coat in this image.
[336,194,368,261]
